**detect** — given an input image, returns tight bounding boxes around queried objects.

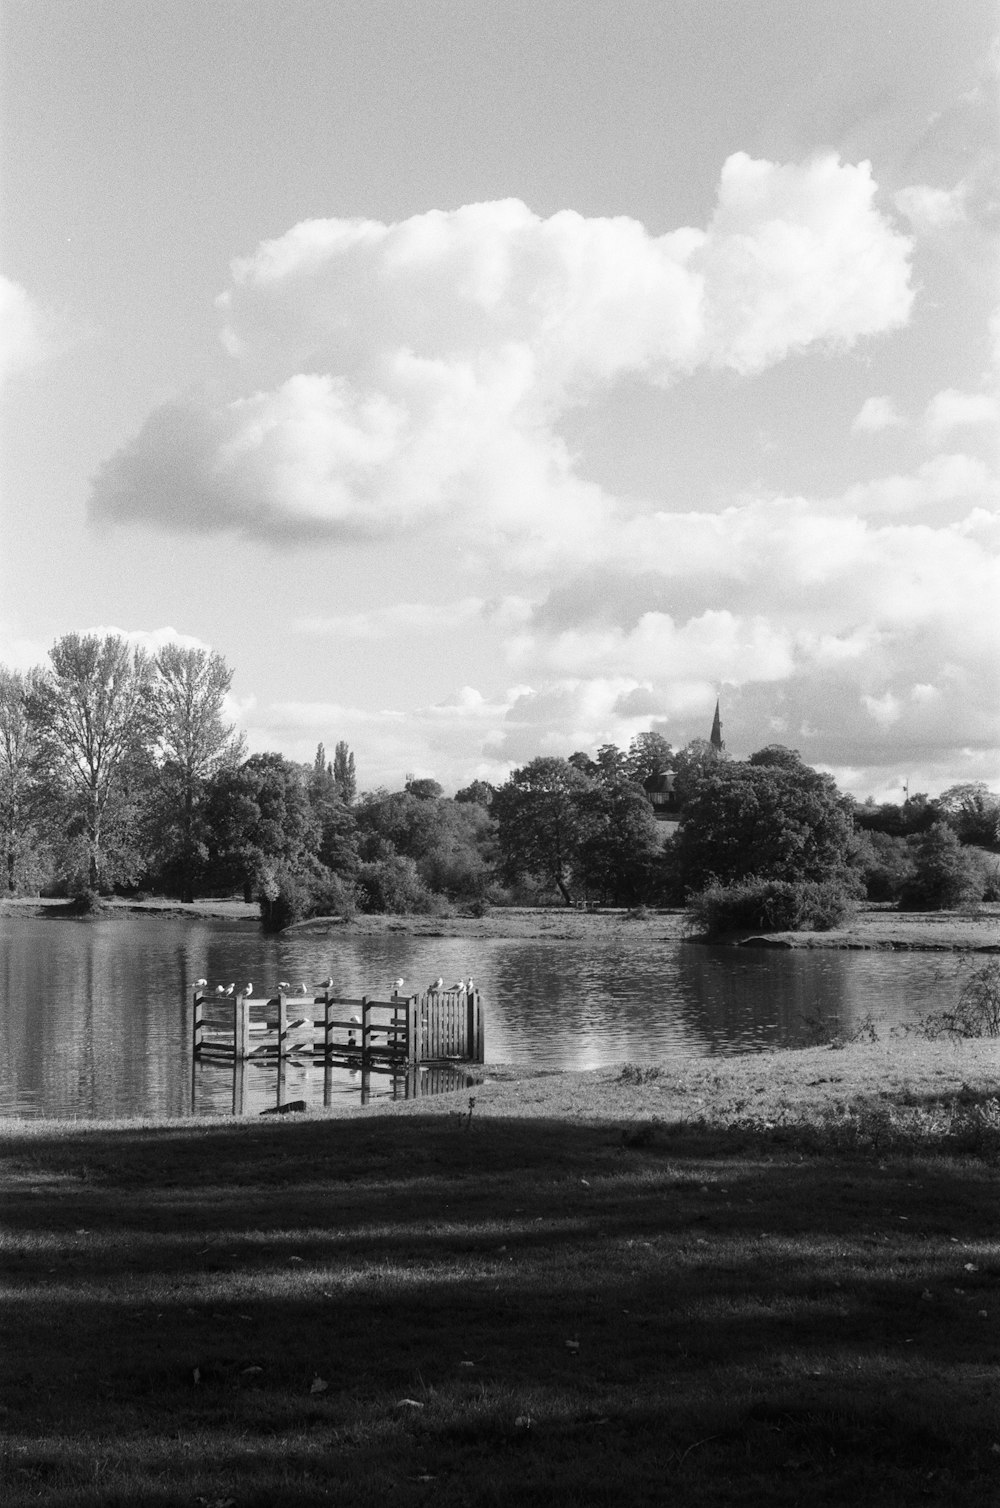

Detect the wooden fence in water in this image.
[192,986,484,1068]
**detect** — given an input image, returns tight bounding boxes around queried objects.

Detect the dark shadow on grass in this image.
[2,1114,999,1506]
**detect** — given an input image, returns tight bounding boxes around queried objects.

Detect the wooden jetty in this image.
[192,985,484,1068]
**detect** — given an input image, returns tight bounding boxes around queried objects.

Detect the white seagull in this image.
[194,978,207,989]
[245,982,253,996]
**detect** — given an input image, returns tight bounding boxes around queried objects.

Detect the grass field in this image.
[2,1043,999,1507]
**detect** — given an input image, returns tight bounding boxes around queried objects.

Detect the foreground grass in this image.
[2,1073,1000,1507]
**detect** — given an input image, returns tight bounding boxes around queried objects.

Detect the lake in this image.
[0,912,961,1119]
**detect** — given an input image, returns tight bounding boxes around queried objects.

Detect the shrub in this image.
[971,848,1000,901]
[258,860,358,932]
[913,957,1000,1039]
[618,1064,663,1084]
[687,876,856,937]
[308,870,358,921]
[68,886,106,915]
[852,829,915,902]
[354,854,438,914]
[898,822,984,910]
[258,863,311,932]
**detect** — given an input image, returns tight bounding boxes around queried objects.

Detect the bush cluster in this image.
[687,876,856,937]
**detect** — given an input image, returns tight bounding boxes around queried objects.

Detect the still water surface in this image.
[0,913,959,1119]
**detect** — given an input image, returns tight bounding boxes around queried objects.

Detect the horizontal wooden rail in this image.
[192,986,481,1065]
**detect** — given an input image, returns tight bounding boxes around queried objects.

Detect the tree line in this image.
[1,633,998,930]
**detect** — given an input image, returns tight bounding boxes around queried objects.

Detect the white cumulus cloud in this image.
[90,154,913,543]
[924,387,999,440]
[852,395,907,433]
[0,274,53,386]
[893,182,968,234]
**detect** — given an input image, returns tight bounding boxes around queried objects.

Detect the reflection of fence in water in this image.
[191,1052,477,1115]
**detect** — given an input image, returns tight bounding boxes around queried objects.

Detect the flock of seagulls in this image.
[194,974,475,996]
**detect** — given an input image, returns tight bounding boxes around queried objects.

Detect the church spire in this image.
[710,697,724,752]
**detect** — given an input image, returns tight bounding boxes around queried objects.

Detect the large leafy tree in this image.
[0,668,45,893]
[354,788,494,903]
[935,783,1000,848]
[149,645,245,901]
[671,737,725,806]
[308,744,359,878]
[204,753,319,901]
[26,633,155,892]
[624,731,675,784]
[333,740,357,804]
[900,822,984,910]
[676,746,856,895]
[577,773,666,906]
[493,756,594,905]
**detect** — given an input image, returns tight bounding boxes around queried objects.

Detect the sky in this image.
[1,0,998,800]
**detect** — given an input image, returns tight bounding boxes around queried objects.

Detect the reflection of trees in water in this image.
[480,936,707,1067]
[673,946,955,1054]
[670,947,846,1053]
[0,918,966,1115]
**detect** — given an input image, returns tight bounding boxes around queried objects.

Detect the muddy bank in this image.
[2,895,998,950]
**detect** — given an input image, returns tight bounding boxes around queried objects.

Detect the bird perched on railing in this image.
[277,981,290,992]
[299,982,308,995]
[393,977,405,993]
[194,978,207,989]
[451,980,466,993]
[215,984,226,995]
[428,976,444,992]
[224,983,235,996]
[245,982,253,996]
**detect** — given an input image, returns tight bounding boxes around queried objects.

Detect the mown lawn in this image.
[2,1100,999,1506]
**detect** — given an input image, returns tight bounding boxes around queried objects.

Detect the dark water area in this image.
[0,912,960,1119]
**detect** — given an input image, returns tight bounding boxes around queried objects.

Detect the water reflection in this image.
[0,913,960,1119]
[192,1054,476,1117]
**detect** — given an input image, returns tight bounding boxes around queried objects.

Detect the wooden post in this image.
[232,1055,246,1115]
[324,992,335,1060]
[407,995,419,1067]
[235,992,250,1060]
[361,995,370,1065]
[468,990,484,1062]
[193,993,204,1058]
[278,990,288,1058]
[425,991,436,1060]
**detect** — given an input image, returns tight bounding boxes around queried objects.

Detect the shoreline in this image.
[4,1038,998,1138]
[3,894,999,951]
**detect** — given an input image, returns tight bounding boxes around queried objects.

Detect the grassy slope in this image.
[3,1048,1000,1507]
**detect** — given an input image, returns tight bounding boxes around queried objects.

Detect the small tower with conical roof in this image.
[710,697,724,753]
